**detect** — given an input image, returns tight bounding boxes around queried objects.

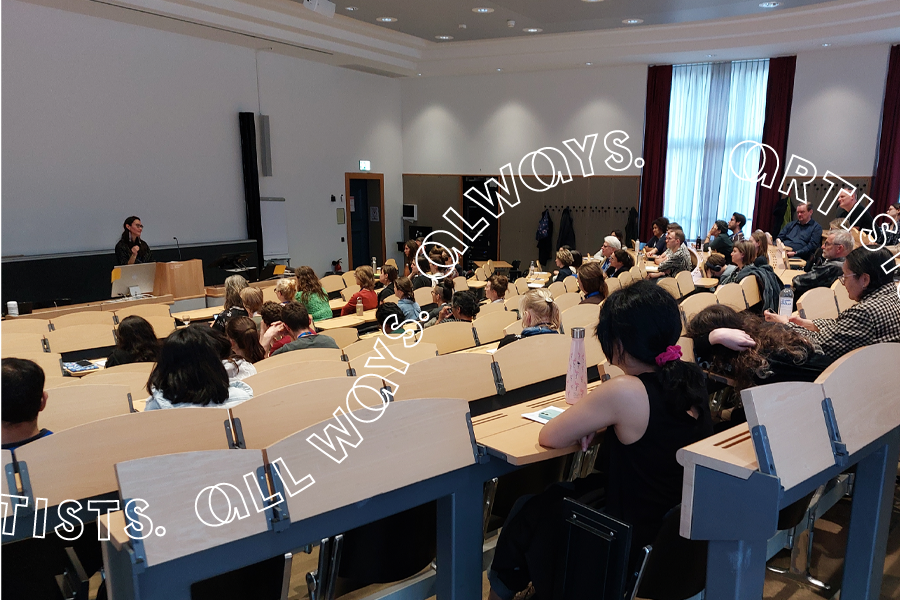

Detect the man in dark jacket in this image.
[776,203,822,260]
[792,229,853,300]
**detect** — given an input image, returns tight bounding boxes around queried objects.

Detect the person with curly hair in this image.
[106,315,160,368]
[340,266,378,316]
[294,266,333,322]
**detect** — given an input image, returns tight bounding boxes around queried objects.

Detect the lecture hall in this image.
[3,0,900,598]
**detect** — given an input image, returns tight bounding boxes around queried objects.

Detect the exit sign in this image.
[359,160,371,171]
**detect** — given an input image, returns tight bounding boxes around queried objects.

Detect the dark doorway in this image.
[462,176,500,266]
[346,173,385,270]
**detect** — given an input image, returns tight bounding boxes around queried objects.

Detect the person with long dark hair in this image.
[115,216,153,265]
[225,317,266,365]
[487,281,712,600]
[106,316,160,368]
[605,249,634,278]
[145,326,252,409]
[294,266,333,322]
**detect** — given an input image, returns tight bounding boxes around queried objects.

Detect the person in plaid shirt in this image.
[764,246,900,364]
[650,229,692,279]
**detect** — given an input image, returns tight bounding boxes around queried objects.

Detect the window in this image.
[663,59,769,240]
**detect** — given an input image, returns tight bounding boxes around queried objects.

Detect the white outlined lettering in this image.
[603,130,635,172]
[345,375,396,424]
[563,134,599,177]
[728,140,779,188]
[243,471,284,514]
[306,407,364,464]
[269,458,316,498]
[364,338,410,375]
[1,494,29,536]
[778,154,818,205]
[193,484,250,528]
[87,500,120,541]
[54,500,84,542]
[464,163,523,217]
[816,172,854,216]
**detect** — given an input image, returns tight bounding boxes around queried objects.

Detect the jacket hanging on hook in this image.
[556,207,576,251]
[536,208,554,267]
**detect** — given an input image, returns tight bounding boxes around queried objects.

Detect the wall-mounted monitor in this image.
[402,204,417,221]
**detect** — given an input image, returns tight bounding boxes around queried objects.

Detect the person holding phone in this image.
[115,216,153,265]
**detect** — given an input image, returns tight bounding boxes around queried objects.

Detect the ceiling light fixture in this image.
[345,6,358,11]
[435,35,454,40]
[497,68,503,72]
[582,0,604,3]
[376,17,397,22]
[758,1,780,7]
[706,54,716,57]
[524,28,543,33]
[472,7,494,13]
[821,43,832,47]
[622,18,643,24]
[585,62,593,66]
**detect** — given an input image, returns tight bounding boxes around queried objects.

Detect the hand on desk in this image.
[709,328,756,351]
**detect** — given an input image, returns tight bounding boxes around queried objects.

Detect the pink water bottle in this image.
[566,327,587,404]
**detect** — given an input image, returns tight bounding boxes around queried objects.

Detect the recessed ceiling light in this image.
[497,68,503,72]
[523,28,543,33]
[622,18,643,24]
[345,6,358,11]
[706,54,716,57]
[435,35,454,40]
[582,0,604,3]
[376,17,397,22]
[459,24,467,29]
[472,7,494,13]
[585,62,593,66]
[821,43,832,47]
[759,1,780,7]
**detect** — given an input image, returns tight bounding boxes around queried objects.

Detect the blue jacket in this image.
[398,298,421,322]
[777,219,823,259]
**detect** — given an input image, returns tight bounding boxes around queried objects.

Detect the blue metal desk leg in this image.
[435,471,484,599]
[842,431,900,599]
[705,539,768,600]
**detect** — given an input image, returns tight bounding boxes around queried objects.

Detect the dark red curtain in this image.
[638,65,673,240]
[872,45,900,214]
[753,55,796,235]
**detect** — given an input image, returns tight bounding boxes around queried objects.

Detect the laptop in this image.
[111,263,157,297]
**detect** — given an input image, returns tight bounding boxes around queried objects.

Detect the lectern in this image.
[152,260,205,301]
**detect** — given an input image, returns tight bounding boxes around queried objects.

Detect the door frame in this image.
[345,172,386,270]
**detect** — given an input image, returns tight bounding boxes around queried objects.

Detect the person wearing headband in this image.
[487,280,712,600]
[497,289,561,349]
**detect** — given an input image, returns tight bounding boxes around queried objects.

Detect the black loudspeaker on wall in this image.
[239,112,265,272]
[259,114,272,177]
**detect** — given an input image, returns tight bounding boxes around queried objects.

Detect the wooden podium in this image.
[153,260,205,301]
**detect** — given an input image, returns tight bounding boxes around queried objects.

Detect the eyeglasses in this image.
[838,273,858,284]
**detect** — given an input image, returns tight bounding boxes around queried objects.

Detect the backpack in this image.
[536,209,551,241]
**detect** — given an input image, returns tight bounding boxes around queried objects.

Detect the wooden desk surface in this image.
[777,270,804,285]
[317,309,377,330]
[173,306,221,322]
[475,261,513,269]
[694,278,718,289]
[467,280,488,289]
[7,295,175,320]
[473,383,601,466]
[457,341,500,354]
[328,298,347,311]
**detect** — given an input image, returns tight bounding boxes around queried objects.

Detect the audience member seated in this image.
[793,229,853,300]
[487,281,712,600]
[403,239,420,277]
[570,249,583,271]
[259,301,291,355]
[212,274,249,332]
[240,286,264,325]
[706,219,734,261]
[577,262,607,305]
[733,241,781,311]
[703,253,735,286]
[553,248,575,282]
[650,229,691,278]
[376,303,407,335]
[721,241,754,285]
[729,212,746,242]
[423,282,454,328]
[340,266,378,315]
[750,230,769,264]
[835,184,875,235]
[644,217,669,257]
[764,246,900,364]
[606,249,634,278]
[205,324,257,381]
[2,358,51,451]
[598,236,621,273]
[106,315,160,368]
[274,277,298,305]
[294,266,334,323]
[377,264,399,303]
[436,290,479,324]
[225,316,266,368]
[394,277,421,321]
[268,303,339,356]
[776,202,822,260]
[885,202,900,248]
[497,289,561,349]
[410,257,434,290]
[610,229,625,247]
[145,327,253,410]
[485,274,509,303]
[652,223,683,265]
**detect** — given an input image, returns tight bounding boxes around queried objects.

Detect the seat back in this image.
[454,278,469,292]
[831,279,856,312]
[547,281,567,298]
[621,271,637,288]
[321,274,346,294]
[414,286,434,307]
[50,311,116,329]
[504,320,524,336]
[504,295,522,313]
[560,304,601,334]
[739,276,762,308]
[656,277,681,299]
[320,327,359,349]
[474,267,487,281]
[418,321,477,354]
[2,319,50,335]
[7,351,63,377]
[1,333,49,356]
[605,277,622,295]
[138,315,177,338]
[266,398,476,523]
[554,293,582,314]
[493,333,570,391]
[66,368,153,409]
[714,283,746,311]
[46,324,116,354]
[342,271,358,288]
[629,266,644,281]
[797,287,839,320]
[381,294,400,305]
[341,285,361,301]
[253,347,344,372]
[679,293,718,328]
[232,377,359,448]
[392,354,497,402]
[477,302,508,319]
[349,342,438,375]
[563,276,580,293]
[343,335,405,361]
[112,303,172,321]
[675,271,694,297]
[473,310,518,344]
[243,360,350,395]
[514,278,530,294]
[41,384,133,432]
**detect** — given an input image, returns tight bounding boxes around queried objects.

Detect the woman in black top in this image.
[377,264,399,303]
[115,216,153,265]
[644,217,669,258]
[106,316,160,368]
[553,248,574,282]
[605,249,634,278]
[211,275,249,332]
[487,281,712,600]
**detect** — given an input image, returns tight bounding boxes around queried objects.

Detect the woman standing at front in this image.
[115,216,153,265]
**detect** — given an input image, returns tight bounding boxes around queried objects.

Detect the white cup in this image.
[7,301,19,316]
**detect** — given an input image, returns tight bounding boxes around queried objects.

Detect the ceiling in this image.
[333,0,839,42]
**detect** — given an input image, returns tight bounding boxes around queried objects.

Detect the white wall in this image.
[400,65,648,176]
[786,44,890,177]
[2,0,404,272]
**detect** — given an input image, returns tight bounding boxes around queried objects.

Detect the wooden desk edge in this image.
[100,510,131,551]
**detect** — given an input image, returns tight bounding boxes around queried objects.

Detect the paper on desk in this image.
[522,406,565,424]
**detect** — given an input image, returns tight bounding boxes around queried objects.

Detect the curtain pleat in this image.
[872,45,900,214]
[638,65,674,241]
